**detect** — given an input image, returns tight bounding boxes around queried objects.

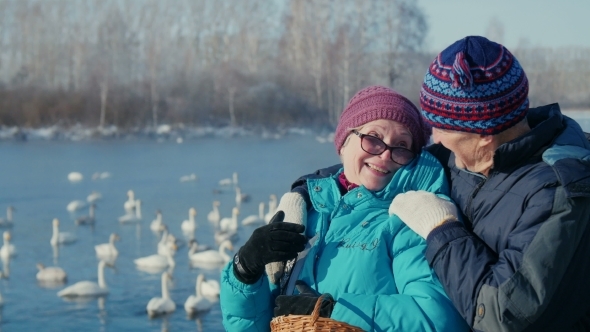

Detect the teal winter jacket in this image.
[220,151,468,332]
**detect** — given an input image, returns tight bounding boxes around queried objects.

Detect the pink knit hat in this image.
[334,85,431,154]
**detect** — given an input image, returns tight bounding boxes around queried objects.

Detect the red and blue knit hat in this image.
[420,36,529,135]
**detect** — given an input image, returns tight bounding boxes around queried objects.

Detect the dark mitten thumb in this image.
[295,280,320,296]
[269,210,285,224]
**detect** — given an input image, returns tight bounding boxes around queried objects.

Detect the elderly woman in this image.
[219,85,468,331]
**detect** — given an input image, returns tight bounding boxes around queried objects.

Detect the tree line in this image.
[0,0,588,131]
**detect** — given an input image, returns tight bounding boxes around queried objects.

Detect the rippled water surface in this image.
[0,134,339,331]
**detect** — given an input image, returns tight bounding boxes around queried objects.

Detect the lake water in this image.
[0,112,588,332]
[0,134,339,332]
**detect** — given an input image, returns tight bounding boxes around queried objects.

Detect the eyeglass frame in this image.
[350,130,416,166]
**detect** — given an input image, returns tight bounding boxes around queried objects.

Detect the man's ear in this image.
[478,134,495,148]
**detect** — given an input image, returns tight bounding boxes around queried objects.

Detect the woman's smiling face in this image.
[339,119,413,192]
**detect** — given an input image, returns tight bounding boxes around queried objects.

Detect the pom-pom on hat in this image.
[420,36,529,135]
[334,85,431,154]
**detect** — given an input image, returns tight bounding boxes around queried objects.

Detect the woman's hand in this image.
[274,281,335,317]
[233,211,306,284]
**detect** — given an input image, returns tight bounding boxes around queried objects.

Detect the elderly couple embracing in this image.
[220,36,590,332]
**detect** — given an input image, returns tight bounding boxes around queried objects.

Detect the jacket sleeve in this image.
[330,222,469,332]
[220,261,278,332]
[426,187,590,331]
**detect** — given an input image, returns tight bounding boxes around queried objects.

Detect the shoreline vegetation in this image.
[2,108,587,142]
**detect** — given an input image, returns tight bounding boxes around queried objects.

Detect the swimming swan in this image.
[219,207,239,233]
[0,206,15,227]
[235,187,250,206]
[264,194,278,223]
[184,274,212,315]
[50,218,77,246]
[242,202,265,226]
[134,248,176,270]
[207,201,220,225]
[123,190,137,213]
[86,191,102,203]
[0,231,16,259]
[57,260,111,297]
[95,233,120,258]
[189,240,233,265]
[150,210,165,232]
[147,271,175,317]
[36,263,67,282]
[66,200,87,212]
[75,203,96,225]
[119,199,142,223]
[200,277,220,300]
[181,208,197,233]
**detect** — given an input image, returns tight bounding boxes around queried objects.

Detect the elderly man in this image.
[289,36,590,331]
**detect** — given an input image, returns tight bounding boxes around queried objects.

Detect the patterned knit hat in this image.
[334,85,431,154]
[420,36,529,135]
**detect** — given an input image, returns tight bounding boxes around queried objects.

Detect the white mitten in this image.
[389,190,459,239]
[265,192,307,284]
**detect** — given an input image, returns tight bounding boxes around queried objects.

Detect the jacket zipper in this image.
[461,167,487,224]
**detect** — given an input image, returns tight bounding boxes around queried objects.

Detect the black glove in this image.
[274,281,335,317]
[233,211,306,284]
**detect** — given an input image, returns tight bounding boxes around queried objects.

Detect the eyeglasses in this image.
[351,130,415,166]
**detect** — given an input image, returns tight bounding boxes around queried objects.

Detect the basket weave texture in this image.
[270,294,364,332]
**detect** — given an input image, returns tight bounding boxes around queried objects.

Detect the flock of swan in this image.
[0,170,279,319]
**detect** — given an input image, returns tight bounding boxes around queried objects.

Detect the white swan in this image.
[134,248,176,270]
[57,260,111,297]
[75,203,96,225]
[157,228,178,257]
[50,218,77,246]
[0,231,16,259]
[147,272,175,317]
[119,199,142,223]
[181,208,197,233]
[123,190,137,213]
[150,210,165,232]
[235,187,250,206]
[242,202,265,226]
[67,172,83,182]
[36,263,67,282]
[66,200,87,212]
[219,207,239,233]
[189,240,233,266]
[218,172,238,186]
[207,201,220,225]
[264,194,278,223]
[0,206,15,227]
[201,277,220,300]
[184,274,212,315]
[86,191,102,203]
[180,174,198,182]
[95,233,120,258]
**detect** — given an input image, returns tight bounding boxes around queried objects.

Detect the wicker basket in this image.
[270,294,363,332]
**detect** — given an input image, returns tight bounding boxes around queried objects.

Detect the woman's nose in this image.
[380,148,393,161]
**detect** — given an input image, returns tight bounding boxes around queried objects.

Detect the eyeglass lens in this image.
[360,134,414,165]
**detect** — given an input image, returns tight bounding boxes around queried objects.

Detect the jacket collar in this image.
[492,104,565,172]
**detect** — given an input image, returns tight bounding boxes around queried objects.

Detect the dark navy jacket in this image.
[292,104,590,332]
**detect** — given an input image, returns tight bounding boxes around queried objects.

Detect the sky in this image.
[417,0,590,52]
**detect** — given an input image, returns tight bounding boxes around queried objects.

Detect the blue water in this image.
[0,135,339,331]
